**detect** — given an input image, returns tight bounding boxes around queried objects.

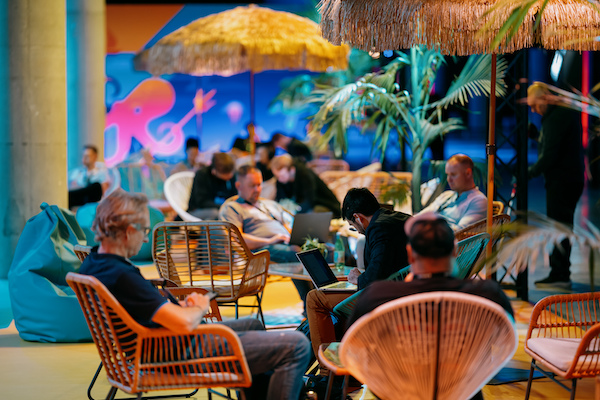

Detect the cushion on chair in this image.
[527,337,600,372]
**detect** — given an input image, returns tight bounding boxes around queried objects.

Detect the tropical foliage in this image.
[305,45,507,212]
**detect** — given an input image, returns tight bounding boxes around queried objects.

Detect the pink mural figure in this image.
[224,101,244,124]
[104,78,217,166]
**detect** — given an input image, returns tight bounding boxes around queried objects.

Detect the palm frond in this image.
[429,55,507,110]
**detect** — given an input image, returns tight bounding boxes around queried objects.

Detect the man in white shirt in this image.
[68,145,109,208]
[420,154,486,231]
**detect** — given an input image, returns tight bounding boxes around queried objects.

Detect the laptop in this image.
[288,212,333,246]
[296,248,357,291]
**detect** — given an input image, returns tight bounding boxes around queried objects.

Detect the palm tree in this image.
[306,45,507,213]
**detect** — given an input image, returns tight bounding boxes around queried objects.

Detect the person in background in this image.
[255,142,275,181]
[527,81,584,289]
[271,131,313,163]
[188,152,236,220]
[305,188,410,362]
[219,165,313,313]
[80,189,311,400]
[347,212,513,400]
[419,154,486,231]
[270,154,341,218]
[171,137,204,174]
[68,145,109,208]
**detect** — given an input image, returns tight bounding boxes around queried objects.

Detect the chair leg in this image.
[89,362,104,400]
[105,387,118,400]
[524,360,535,400]
[235,300,239,319]
[341,375,348,399]
[324,370,335,400]
[570,379,577,400]
[255,293,265,326]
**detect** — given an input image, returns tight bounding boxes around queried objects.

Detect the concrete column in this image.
[66,0,106,169]
[0,0,67,278]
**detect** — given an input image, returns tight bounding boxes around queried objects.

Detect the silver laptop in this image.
[296,249,357,291]
[288,212,333,246]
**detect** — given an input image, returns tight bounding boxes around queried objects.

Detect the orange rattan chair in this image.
[524,293,600,400]
[67,272,252,400]
[337,292,517,400]
[319,170,413,205]
[453,213,510,242]
[307,158,350,175]
[152,221,270,324]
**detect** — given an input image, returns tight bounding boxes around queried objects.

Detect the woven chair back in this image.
[339,292,517,400]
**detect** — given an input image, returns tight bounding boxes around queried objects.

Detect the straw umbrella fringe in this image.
[319,0,538,55]
[136,4,350,77]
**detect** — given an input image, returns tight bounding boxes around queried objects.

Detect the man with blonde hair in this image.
[527,81,584,289]
[420,154,486,231]
[81,189,311,400]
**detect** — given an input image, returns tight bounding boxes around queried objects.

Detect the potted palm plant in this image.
[305,45,507,213]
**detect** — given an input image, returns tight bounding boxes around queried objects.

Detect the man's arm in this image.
[152,291,210,333]
[452,194,487,231]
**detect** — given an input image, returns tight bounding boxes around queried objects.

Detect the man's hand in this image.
[182,292,210,311]
[347,268,362,285]
[270,233,291,245]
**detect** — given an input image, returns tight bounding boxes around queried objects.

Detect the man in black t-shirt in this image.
[188,152,237,219]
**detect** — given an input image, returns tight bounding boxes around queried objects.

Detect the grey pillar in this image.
[0,0,67,278]
[66,0,106,169]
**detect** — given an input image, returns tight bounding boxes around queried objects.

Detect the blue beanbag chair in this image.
[8,203,91,342]
[75,203,164,261]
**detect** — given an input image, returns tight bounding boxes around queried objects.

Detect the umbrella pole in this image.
[248,71,256,165]
[486,54,497,279]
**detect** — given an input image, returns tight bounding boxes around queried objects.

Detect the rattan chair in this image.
[524,292,600,400]
[492,200,505,215]
[163,171,201,222]
[453,232,490,279]
[454,213,510,242]
[67,272,252,400]
[338,292,517,400]
[307,158,350,175]
[74,244,92,263]
[152,221,270,324]
[319,170,413,205]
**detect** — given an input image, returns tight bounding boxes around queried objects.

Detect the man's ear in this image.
[407,244,415,264]
[235,180,241,190]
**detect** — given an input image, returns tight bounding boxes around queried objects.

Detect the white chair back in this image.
[163,171,201,221]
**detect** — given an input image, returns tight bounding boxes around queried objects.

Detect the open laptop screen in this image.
[295,248,338,288]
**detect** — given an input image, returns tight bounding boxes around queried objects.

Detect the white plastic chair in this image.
[163,171,201,221]
[339,292,517,400]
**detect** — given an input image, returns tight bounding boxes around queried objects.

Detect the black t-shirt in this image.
[79,250,168,328]
[348,277,514,328]
[188,166,236,211]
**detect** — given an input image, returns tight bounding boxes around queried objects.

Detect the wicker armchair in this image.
[152,221,270,323]
[338,292,517,400]
[319,170,413,205]
[74,244,92,263]
[524,293,600,400]
[67,272,251,400]
[307,159,350,175]
[454,213,511,242]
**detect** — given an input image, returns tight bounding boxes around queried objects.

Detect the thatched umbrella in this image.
[134,4,349,155]
[318,0,600,267]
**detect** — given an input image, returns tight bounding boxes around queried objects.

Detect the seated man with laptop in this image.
[305,187,411,365]
[219,165,332,310]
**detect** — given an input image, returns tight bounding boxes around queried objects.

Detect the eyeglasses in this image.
[131,223,151,237]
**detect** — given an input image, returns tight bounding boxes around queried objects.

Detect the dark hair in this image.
[211,152,235,174]
[447,154,474,171]
[256,142,275,160]
[185,137,199,150]
[342,188,380,221]
[408,218,455,258]
[83,145,98,154]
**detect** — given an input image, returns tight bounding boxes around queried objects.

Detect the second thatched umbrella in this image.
[135,4,350,152]
[318,0,600,268]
